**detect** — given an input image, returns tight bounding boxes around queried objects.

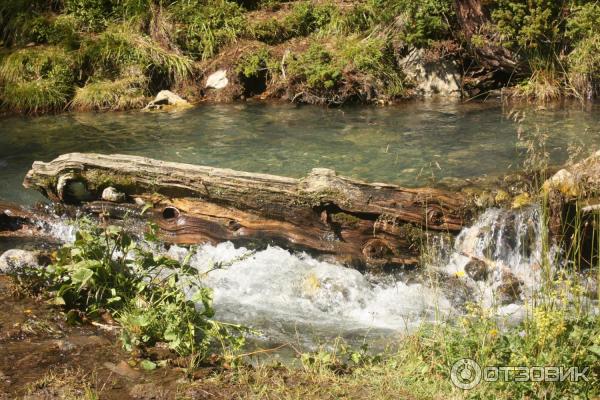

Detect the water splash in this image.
[437,206,543,314]
[167,244,453,344]
[20,205,546,345]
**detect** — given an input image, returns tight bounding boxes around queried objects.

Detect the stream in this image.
[1,100,598,354]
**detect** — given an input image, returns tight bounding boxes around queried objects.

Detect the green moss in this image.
[83,170,138,193]
[331,212,362,227]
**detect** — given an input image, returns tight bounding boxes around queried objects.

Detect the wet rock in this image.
[102,186,126,203]
[0,249,40,275]
[205,69,229,90]
[399,49,461,97]
[511,193,531,209]
[464,258,489,281]
[144,90,190,110]
[103,360,142,380]
[543,168,578,197]
[497,271,522,304]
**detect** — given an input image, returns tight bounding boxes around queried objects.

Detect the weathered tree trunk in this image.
[24,153,471,268]
[455,0,519,72]
[545,151,600,268]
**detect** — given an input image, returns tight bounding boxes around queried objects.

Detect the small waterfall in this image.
[437,206,543,314]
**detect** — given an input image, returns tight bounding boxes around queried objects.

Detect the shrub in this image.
[64,0,113,32]
[338,36,405,97]
[250,1,334,45]
[490,0,563,50]
[18,222,247,363]
[171,0,246,60]
[286,43,342,90]
[235,46,278,80]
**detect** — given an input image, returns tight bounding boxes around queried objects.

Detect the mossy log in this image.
[24,153,471,268]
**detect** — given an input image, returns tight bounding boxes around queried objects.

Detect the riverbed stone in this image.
[102,186,126,203]
[205,69,229,90]
[144,90,190,110]
[464,258,489,281]
[0,249,40,275]
[399,49,462,97]
[497,271,522,304]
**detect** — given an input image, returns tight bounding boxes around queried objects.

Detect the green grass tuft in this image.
[71,75,147,111]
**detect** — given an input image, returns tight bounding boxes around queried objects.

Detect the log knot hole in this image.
[162,206,180,220]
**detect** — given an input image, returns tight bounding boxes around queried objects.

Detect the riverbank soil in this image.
[0,275,184,399]
[1,275,416,400]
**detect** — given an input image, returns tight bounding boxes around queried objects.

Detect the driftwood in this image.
[24,153,471,268]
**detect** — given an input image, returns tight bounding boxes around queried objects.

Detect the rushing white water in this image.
[30,205,545,345]
[159,206,543,344]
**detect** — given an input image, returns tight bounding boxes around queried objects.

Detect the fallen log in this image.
[24,153,472,268]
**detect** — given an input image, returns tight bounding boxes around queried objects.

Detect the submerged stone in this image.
[144,90,190,110]
[0,249,40,275]
[102,186,126,203]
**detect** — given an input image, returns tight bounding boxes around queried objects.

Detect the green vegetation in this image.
[16,221,246,366]
[3,1,600,109]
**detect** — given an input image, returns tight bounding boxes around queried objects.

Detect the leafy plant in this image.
[20,221,247,364]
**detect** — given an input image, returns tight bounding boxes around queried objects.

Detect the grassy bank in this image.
[7,193,600,398]
[3,1,600,113]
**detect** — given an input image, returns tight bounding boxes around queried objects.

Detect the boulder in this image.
[464,258,489,281]
[0,249,40,275]
[205,69,229,90]
[399,49,462,98]
[144,90,190,110]
[102,186,126,203]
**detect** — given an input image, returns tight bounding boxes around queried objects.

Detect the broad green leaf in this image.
[140,359,157,371]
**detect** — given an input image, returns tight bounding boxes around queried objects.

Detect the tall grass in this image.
[0,46,75,113]
[71,76,147,111]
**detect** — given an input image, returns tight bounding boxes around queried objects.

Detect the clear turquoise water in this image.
[2,100,600,204]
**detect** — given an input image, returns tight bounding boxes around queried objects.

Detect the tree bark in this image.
[455,0,520,72]
[24,153,471,268]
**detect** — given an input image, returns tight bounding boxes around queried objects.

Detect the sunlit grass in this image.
[71,76,147,111]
